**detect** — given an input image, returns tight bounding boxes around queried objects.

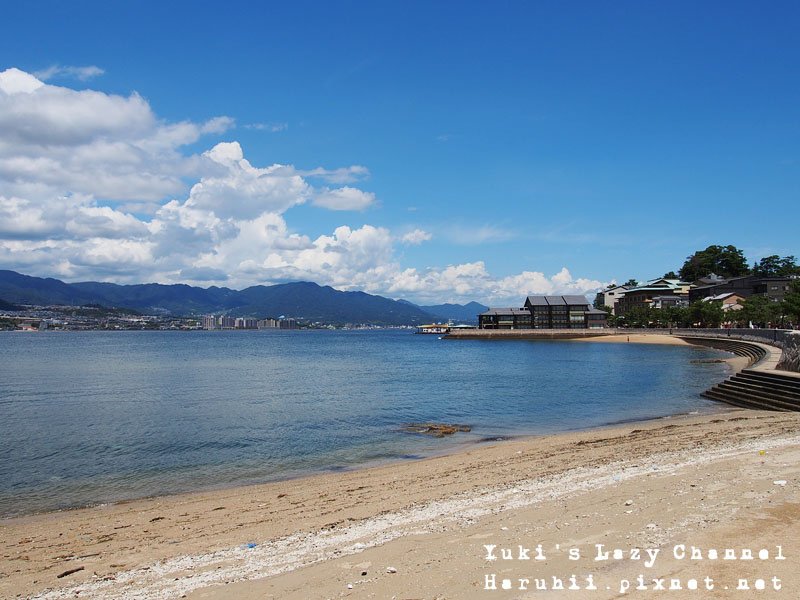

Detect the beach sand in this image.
[577,333,690,345]
[3,409,800,599]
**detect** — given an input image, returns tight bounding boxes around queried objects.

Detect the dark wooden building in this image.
[479,295,607,329]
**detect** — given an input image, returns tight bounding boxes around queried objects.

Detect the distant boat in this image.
[415,322,477,334]
[415,323,449,334]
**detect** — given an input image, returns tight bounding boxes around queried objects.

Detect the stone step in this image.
[716,382,800,406]
[741,369,800,384]
[729,375,800,397]
[701,389,794,412]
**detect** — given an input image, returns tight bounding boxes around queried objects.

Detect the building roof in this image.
[562,294,590,306]
[480,308,530,316]
[625,286,684,294]
[524,294,590,307]
[703,292,743,302]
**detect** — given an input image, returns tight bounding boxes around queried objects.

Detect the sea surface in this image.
[0,330,731,517]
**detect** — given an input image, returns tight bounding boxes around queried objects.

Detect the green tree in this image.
[678,245,750,282]
[739,294,781,328]
[699,301,724,328]
[623,278,638,287]
[685,300,724,328]
[752,255,800,278]
[624,306,652,328]
[662,271,678,279]
[782,280,800,326]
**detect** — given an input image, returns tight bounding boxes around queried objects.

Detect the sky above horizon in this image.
[1,1,798,305]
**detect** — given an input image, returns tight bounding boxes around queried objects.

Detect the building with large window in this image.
[478,295,607,329]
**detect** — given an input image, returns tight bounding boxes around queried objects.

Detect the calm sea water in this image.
[0,330,731,517]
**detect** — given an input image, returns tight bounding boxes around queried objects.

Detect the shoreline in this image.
[0,334,738,522]
[3,335,791,599]
[4,411,799,599]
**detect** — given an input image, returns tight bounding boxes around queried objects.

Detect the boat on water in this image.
[414,322,478,334]
[415,323,450,334]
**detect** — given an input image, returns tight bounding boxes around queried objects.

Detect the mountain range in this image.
[0,270,488,326]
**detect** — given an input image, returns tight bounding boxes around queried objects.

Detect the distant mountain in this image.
[419,301,489,323]
[0,297,20,311]
[0,270,434,325]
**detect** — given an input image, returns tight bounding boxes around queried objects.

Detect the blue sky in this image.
[0,1,798,304]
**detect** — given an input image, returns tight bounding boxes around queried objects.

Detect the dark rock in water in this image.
[402,423,471,437]
[690,358,726,364]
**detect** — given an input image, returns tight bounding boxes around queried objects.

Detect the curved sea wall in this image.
[777,333,800,372]
[447,328,799,374]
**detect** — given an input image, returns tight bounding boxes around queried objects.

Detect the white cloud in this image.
[386,264,604,305]
[185,142,312,219]
[312,186,376,211]
[34,64,105,82]
[400,229,432,245]
[0,68,44,93]
[301,165,369,184]
[245,122,288,132]
[0,68,606,305]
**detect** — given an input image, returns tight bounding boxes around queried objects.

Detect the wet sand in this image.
[2,411,799,599]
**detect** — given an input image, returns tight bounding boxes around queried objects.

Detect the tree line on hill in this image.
[675,245,800,282]
[612,289,800,329]
[615,245,800,288]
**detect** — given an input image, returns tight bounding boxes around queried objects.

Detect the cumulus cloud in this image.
[312,186,376,210]
[185,142,312,219]
[386,264,604,305]
[0,67,605,304]
[400,229,432,245]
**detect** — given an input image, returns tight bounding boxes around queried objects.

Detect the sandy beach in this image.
[2,404,799,599]
[2,334,798,599]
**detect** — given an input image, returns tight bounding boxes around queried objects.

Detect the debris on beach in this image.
[56,566,85,579]
[386,566,398,573]
[401,423,471,437]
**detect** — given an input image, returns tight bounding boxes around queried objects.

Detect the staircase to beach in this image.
[702,369,800,412]
[680,336,800,412]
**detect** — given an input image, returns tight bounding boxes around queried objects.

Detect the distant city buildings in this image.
[478,295,607,330]
[201,315,298,330]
